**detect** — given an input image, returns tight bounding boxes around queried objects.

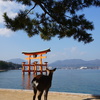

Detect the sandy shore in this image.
[0,89,100,100]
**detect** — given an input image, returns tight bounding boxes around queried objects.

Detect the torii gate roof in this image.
[22,48,51,55]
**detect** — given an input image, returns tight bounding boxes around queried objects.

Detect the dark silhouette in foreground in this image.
[31,68,56,100]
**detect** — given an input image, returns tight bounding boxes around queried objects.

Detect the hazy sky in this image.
[0,1,100,63]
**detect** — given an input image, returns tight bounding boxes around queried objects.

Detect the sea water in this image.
[0,69,100,95]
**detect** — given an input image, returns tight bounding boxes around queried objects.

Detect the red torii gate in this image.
[22,49,51,75]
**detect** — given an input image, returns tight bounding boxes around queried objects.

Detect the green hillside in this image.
[0,60,22,70]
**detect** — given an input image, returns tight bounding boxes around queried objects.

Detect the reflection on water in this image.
[21,72,46,90]
[0,69,100,95]
[22,74,34,90]
[0,70,48,90]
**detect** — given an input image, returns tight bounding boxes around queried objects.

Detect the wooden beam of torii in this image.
[22,48,51,75]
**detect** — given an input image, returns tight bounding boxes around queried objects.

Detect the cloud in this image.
[0,0,26,37]
[0,28,13,37]
[70,46,86,56]
[70,46,77,53]
[47,47,87,63]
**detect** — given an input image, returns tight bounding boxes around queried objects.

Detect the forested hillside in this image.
[0,60,22,70]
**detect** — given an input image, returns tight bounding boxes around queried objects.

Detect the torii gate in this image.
[22,49,50,75]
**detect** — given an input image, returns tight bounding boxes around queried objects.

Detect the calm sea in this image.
[0,69,100,95]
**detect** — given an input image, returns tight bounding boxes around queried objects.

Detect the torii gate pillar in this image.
[22,49,51,75]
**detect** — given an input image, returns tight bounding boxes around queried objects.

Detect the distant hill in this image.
[0,60,22,70]
[7,58,100,69]
[49,59,100,68]
[7,58,26,64]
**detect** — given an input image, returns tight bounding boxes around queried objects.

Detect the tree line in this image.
[0,60,22,70]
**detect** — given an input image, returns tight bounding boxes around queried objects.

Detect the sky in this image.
[0,1,100,63]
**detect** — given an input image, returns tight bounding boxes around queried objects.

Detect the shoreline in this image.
[0,89,100,100]
[0,88,91,95]
[0,70,6,72]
